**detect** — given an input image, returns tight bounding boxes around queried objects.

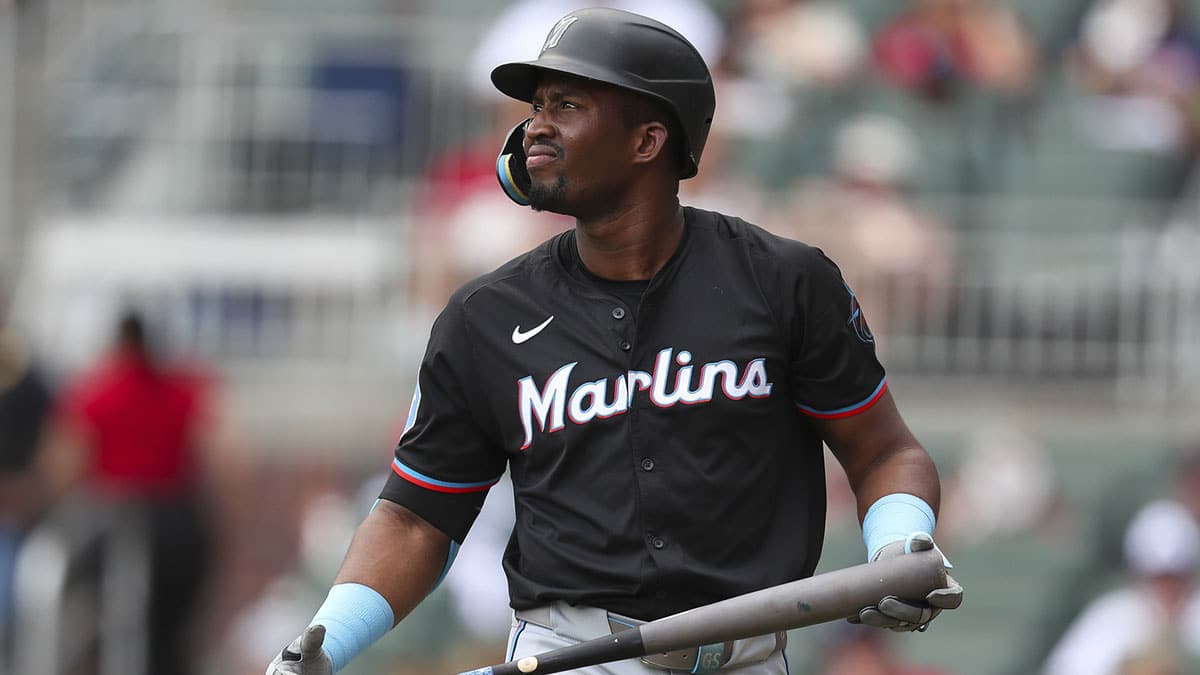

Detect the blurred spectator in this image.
[220,482,359,675]
[1043,499,1200,675]
[0,328,53,660]
[873,0,1039,103]
[408,187,573,317]
[1018,443,1200,672]
[778,112,958,344]
[1087,445,1200,580]
[1171,448,1200,524]
[1067,0,1200,154]
[817,622,955,675]
[703,0,866,187]
[39,310,217,675]
[677,115,771,223]
[939,424,1067,547]
[728,0,868,91]
[1117,645,1184,675]
[220,471,497,675]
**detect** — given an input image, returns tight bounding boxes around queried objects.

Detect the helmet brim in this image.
[491,56,636,103]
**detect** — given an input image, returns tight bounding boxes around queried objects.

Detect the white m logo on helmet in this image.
[542,16,578,52]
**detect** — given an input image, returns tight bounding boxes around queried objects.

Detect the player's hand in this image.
[266,625,334,675]
[849,533,963,632]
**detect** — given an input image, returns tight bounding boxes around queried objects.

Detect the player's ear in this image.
[630,121,669,168]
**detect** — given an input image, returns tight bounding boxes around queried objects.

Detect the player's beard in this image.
[528,173,568,213]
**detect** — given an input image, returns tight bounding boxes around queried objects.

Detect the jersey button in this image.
[611,307,626,320]
[619,340,632,351]
[652,537,666,550]
[640,458,655,471]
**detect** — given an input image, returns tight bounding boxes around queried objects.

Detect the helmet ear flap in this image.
[496,118,532,206]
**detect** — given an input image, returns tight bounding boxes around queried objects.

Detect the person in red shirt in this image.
[45,311,216,675]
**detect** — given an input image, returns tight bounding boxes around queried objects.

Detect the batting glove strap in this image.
[873,532,953,569]
[852,598,938,632]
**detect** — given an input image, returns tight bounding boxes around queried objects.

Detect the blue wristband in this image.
[862,493,936,562]
[311,583,395,672]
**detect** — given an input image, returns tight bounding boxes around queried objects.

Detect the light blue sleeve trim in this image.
[311,582,395,672]
[392,458,501,492]
[366,500,458,592]
[431,540,461,592]
[862,493,936,562]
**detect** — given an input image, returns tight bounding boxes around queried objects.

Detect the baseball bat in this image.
[456,548,947,675]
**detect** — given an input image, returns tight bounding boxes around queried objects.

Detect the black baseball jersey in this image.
[380,206,887,620]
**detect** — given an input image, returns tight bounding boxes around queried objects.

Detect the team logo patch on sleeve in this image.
[401,381,421,437]
[845,283,874,343]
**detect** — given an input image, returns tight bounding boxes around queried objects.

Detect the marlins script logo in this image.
[517,348,773,449]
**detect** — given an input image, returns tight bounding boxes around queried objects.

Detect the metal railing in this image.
[842,215,1197,408]
[38,0,497,216]
[11,210,1196,404]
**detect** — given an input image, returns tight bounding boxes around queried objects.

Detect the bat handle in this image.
[456,628,647,675]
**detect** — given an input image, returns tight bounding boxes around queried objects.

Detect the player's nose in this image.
[525,112,556,145]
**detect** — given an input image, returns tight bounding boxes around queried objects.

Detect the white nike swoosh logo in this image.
[512,315,554,344]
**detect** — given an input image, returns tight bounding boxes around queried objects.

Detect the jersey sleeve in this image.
[789,247,888,419]
[379,298,508,543]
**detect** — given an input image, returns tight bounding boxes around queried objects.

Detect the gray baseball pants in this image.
[506,602,788,675]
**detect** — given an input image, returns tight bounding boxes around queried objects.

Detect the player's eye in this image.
[531,103,543,113]
[561,100,579,109]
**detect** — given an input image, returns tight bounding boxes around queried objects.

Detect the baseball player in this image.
[267,8,962,675]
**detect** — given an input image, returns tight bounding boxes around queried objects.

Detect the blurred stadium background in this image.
[1,0,1200,674]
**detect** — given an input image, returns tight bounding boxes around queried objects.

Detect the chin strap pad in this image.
[496,118,532,206]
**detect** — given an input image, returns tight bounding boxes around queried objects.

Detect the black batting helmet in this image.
[491,7,715,204]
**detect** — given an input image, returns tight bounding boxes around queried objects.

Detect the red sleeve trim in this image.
[795,378,888,420]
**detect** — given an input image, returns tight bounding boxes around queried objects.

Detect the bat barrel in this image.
[639,548,946,654]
